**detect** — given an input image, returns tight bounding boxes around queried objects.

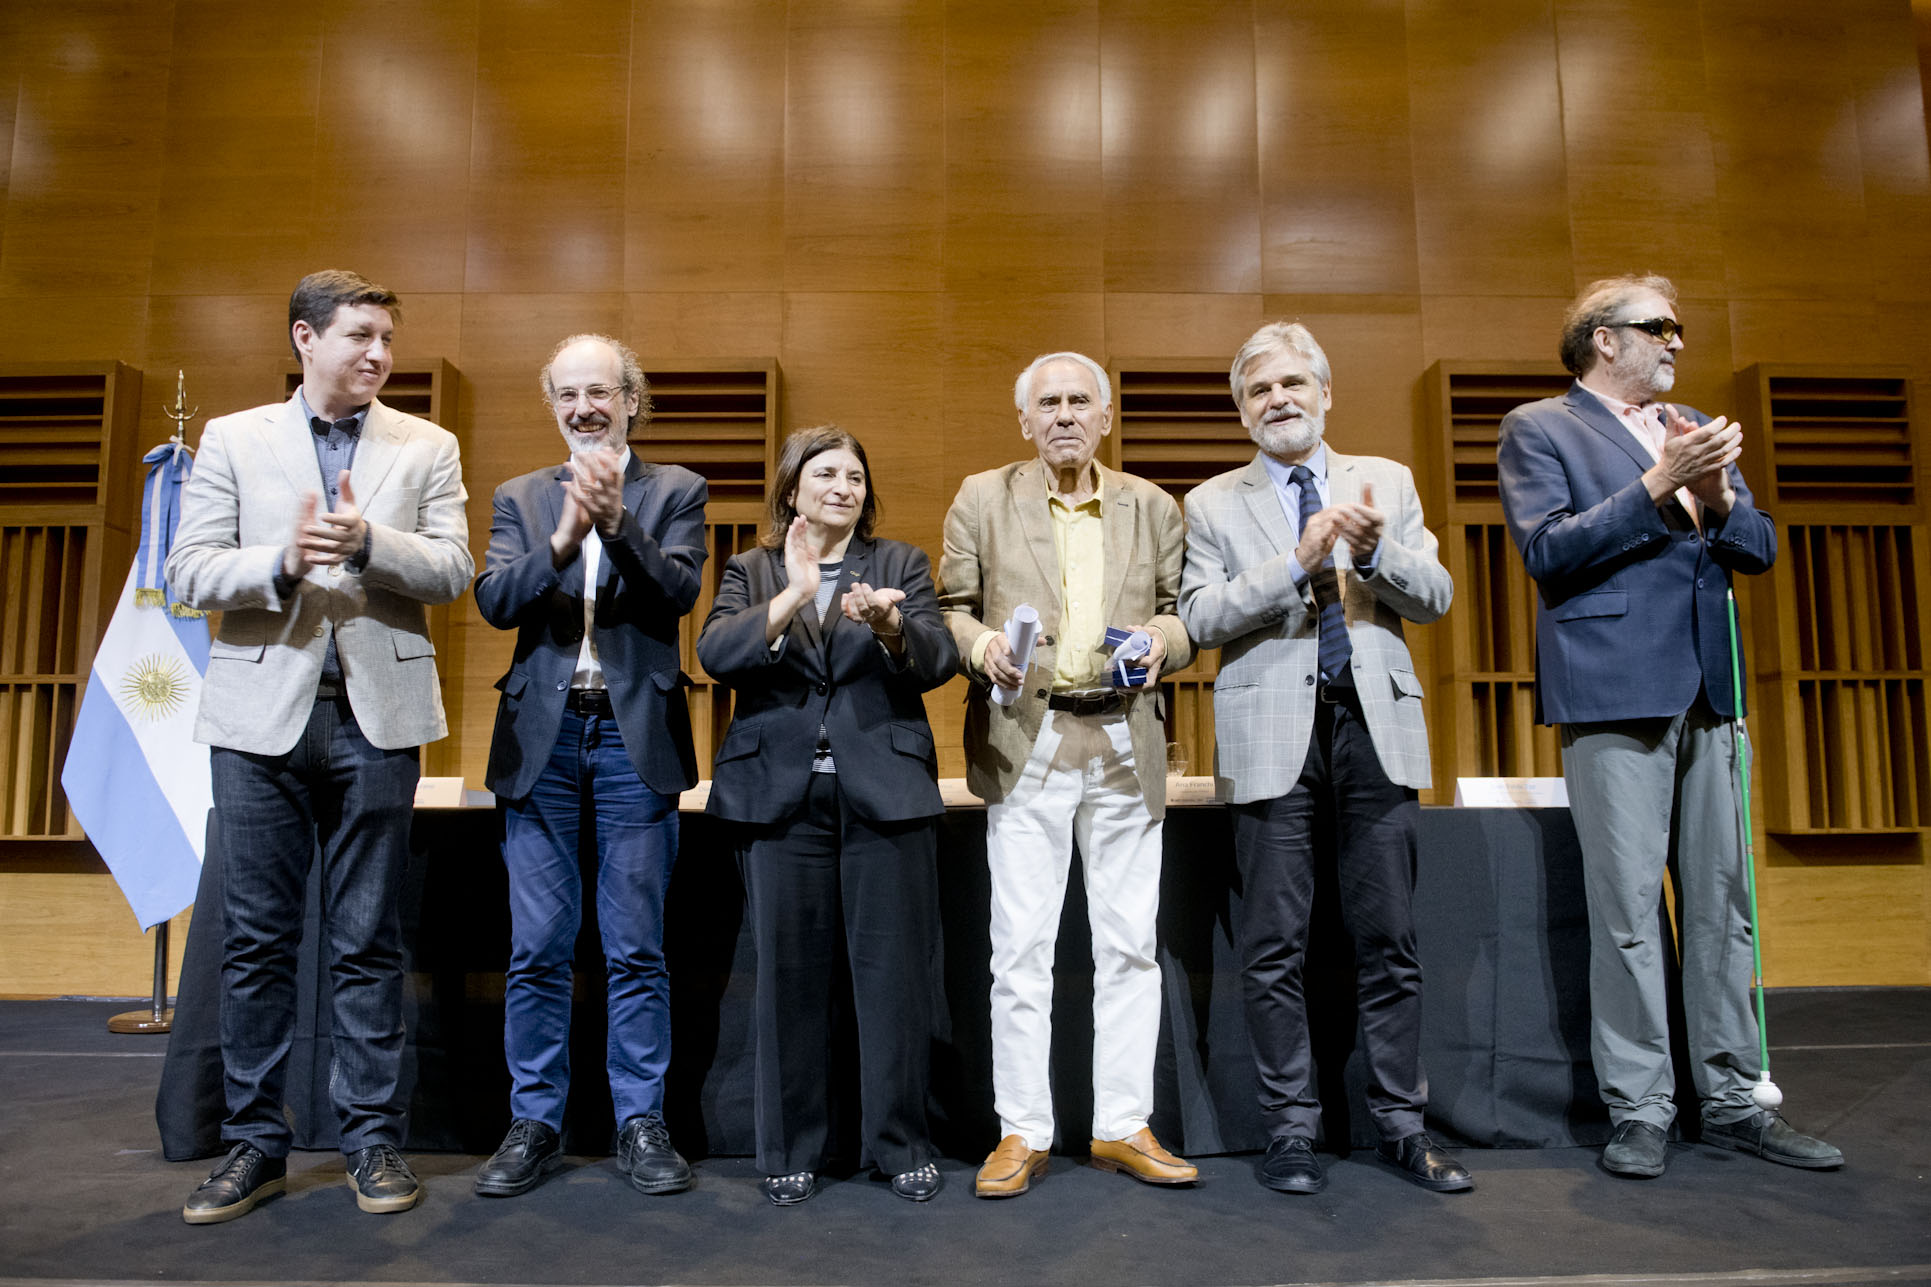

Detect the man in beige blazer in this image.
[1180,321,1465,1196]
[939,351,1196,1198]
[166,270,472,1224]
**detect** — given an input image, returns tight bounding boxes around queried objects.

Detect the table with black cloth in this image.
[157,799,1622,1162]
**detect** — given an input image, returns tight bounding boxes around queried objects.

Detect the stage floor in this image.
[1,989,1927,1287]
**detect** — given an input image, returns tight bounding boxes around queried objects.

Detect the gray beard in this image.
[561,422,619,456]
[1250,412,1323,458]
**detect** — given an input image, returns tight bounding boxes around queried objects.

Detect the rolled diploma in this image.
[991,603,1042,706]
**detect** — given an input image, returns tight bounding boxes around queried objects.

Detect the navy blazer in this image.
[697,536,958,825]
[1496,382,1776,725]
[475,453,708,799]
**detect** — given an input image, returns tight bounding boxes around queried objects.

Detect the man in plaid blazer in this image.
[1179,321,1465,1197]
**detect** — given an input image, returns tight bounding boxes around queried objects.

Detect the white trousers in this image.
[986,708,1164,1149]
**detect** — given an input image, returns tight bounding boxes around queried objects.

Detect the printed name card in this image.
[1452,777,1569,808]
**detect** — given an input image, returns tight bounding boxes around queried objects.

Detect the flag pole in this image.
[108,924,173,1033]
[104,371,199,1037]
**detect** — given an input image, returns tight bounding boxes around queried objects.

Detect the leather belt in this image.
[1317,679,1360,707]
[566,688,614,715]
[1046,691,1124,717]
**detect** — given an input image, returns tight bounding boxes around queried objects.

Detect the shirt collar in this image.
[1047,469,1104,513]
[1260,442,1329,494]
[297,389,370,435]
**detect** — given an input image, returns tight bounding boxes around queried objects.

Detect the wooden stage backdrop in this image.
[1,0,1928,997]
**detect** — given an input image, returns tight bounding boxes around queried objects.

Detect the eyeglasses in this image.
[553,384,624,409]
[1611,317,1684,343]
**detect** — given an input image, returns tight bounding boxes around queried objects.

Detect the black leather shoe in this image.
[475,1118,562,1197]
[183,1142,286,1225]
[1601,1120,1668,1178]
[1375,1132,1473,1192]
[762,1170,816,1205]
[1702,1110,1844,1169]
[347,1143,422,1213]
[891,1162,943,1202]
[1258,1135,1325,1194]
[615,1112,693,1195]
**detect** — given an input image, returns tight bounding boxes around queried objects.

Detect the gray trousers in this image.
[1561,699,1760,1130]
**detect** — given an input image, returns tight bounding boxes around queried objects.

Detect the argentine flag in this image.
[61,444,211,930]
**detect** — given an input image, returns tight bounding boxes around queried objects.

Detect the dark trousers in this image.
[211,697,420,1159]
[501,709,679,1129]
[737,772,938,1176]
[1230,695,1426,1144]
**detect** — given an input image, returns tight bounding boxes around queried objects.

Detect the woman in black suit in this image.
[697,426,959,1206]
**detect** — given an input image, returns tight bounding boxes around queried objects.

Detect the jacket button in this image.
[555,681,568,691]
[1035,688,1047,698]
[815,681,828,695]
[313,626,324,637]
[1304,674,1315,686]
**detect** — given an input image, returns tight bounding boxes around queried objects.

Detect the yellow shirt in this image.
[1048,480,1107,691]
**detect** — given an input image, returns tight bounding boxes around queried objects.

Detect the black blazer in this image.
[698,536,958,825]
[475,453,708,799]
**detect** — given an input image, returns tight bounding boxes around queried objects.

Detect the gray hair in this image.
[1013,351,1112,411]
[540,333,653,430]
[1560,274,1678,376]
[1229,322,1331,402]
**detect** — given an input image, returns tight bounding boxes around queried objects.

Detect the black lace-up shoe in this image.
[346,1143,421,1213]
[615,1112,692,1194]
[891,1162,943,1201]
[475,1118,563,1197]
[1258,1135,1325,1194]
[1375,1132,1474,1192]
[183,1142,286,1225]
[1601,1120,1668,1178]
[1702,1110,1844,1169]
[762,1171,815,1205]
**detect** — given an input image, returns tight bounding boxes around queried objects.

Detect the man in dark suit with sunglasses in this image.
[1496,274,1840,1180]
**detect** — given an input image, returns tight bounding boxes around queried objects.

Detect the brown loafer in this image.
[975,1134,1050,1198]
[1089,1127,1198,1185]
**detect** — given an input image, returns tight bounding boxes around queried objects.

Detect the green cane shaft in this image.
[1726,588,1772,1076]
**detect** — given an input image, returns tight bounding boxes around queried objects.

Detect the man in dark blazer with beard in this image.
[1497,274,1840,1180]
[471,333,707,1199]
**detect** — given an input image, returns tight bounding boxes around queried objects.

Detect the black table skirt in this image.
[158,803,1635,1162]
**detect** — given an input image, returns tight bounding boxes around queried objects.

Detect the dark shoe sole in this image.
[1377,1156,1474,1192]
[1259,1170,1326,1195]
[182,1175,286,1225]
[1702,1133,1844,1170]
[975,1157,1048,1198]
[1600,1153,1666,1178]
[474,1153,563,1197]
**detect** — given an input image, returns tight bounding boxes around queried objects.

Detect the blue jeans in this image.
[502,708,679,1129]
[212,697,420,1159]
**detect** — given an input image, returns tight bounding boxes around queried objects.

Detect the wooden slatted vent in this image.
[1763,374,1913,507]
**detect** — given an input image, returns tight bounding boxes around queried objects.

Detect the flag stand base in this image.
[109,921,174,1035]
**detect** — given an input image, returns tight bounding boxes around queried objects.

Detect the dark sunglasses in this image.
[1612,317,1684,343]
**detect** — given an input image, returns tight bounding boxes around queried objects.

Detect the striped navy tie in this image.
[1289,464,1351,685]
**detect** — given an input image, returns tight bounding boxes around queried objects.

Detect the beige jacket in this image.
[938,459,1192,818]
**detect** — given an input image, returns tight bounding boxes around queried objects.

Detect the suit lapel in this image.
[1236,454,1294,557]
[347,398,403,505]
[546,464,583,597]
[1010,459,1062,616]
[1326,451,1362,602]
[821,537,871,657]
[266,397,322,498]
[1565,384,1653,475]
[1099,465,1136,623]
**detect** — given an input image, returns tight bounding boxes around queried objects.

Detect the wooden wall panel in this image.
[627,0,787,293]
[1553,0,1726,297]
[944,0,1104,293]
[1257,0,1420,296]
[1406,0,1573,297]
[1101,0,1260,294]
[0,874,190,999]
[3,0,1930,991]
[1701,2,1873,301]
[464,0,629,294]
[148,3,325,297]
[310,4,477,293]
[0,2,171,297]
[783,0,946,292]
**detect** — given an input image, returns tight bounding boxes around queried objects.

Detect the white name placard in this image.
[1452,777,1569,808]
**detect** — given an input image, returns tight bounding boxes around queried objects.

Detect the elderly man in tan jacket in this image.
[939,351,1195,1198]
